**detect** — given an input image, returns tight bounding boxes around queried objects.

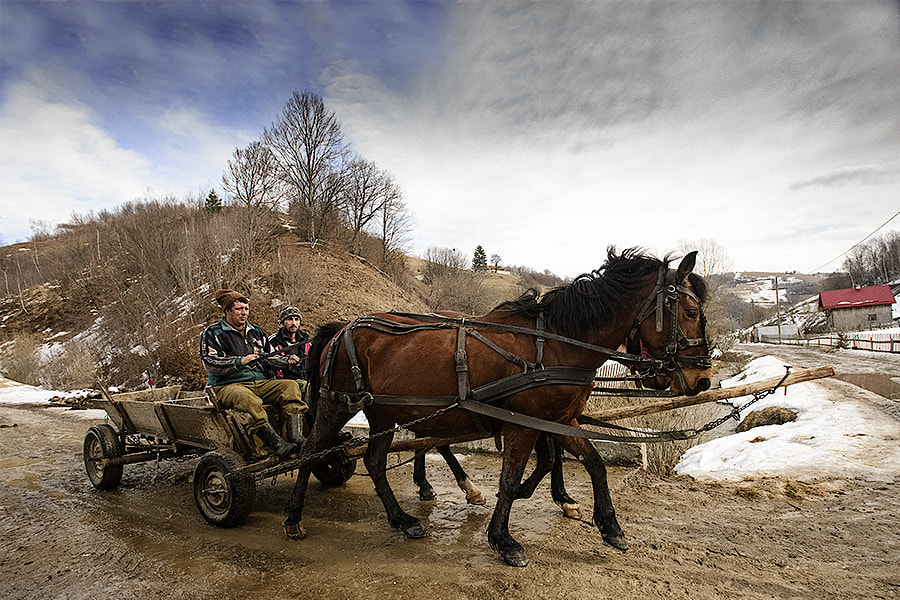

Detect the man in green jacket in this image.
[200,289,307,457]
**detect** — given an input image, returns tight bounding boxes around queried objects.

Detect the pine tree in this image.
[472,245,487,272]
[205,190,222,213]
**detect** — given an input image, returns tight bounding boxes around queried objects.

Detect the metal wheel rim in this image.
[85,434,105,483]
[199,469,231,516]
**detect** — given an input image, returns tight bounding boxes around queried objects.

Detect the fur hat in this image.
[279,305,302,323]
[215,289,248,311]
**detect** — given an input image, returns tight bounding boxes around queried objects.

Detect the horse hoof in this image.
[283,520,306,541]
[459,479,486,505]
[418,488,436,501]
[602,533,628,552]
[466,491,486,505]
[402,522,427,539]
[560,502,581,520]
[500,548,529,567]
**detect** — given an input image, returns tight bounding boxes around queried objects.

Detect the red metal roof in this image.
[818,285,896,310]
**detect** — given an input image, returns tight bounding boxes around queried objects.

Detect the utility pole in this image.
[775,276,782,344]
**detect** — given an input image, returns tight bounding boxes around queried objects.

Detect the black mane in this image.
[495,247,705,340]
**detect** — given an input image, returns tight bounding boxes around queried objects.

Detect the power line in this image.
[811,210,900,273]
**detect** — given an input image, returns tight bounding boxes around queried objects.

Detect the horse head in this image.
[627,251,712,396]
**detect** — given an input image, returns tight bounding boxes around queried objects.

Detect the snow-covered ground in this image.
[3,354,898,483]
[676,356,900,482]
[0,380,108,420]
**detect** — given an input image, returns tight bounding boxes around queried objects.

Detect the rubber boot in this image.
[285,413,306,446]
[254,421,297,458]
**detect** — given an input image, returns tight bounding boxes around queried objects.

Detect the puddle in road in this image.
[835,373,900,399]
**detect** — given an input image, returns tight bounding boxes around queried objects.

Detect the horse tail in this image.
[305,321,348,422]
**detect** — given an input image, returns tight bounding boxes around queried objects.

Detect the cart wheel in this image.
[193,450,255,528]
[83,424,124,490]
[312,452,357,487]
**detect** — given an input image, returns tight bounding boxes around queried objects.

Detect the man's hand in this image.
[288,355,300,365]
[240,354,259,366]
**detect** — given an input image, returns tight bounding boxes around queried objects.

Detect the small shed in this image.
[818,285,896,331]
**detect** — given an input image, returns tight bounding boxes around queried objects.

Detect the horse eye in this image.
[685,309,699,319]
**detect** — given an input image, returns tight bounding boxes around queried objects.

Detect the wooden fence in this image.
[770,331,900,354]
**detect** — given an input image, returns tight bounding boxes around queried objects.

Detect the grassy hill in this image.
[0,218,539,392]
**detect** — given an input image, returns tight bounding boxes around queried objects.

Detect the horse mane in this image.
[494,247,705,339]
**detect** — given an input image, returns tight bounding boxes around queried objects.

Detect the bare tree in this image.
[843,231,900,285]
[677,238,735,346]
[222,141,283,262]
[262,90,348,242]
[378,189,412,270]
[344,158,407,257]
[344,158,384,253]
[677,238,733,281]
[420,246,492,313]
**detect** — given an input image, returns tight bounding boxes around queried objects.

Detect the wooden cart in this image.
[82,385,357,527]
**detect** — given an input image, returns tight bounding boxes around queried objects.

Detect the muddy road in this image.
[2,344,899,600]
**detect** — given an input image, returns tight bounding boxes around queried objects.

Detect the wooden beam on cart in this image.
[584,364,835,423]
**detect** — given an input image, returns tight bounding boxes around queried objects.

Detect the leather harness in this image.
[318,267,712,443]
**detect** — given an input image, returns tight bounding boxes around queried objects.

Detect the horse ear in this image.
[677,251,698,282]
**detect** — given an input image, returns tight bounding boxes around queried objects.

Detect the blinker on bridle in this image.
[627,266,712,379]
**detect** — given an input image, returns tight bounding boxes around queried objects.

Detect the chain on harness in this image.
[612,365,794,442]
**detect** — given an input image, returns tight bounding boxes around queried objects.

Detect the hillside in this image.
[728,271,825,306]
[0,235,433,391]
[0,227,541,392]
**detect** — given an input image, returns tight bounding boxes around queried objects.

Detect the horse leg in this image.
[547,438,581,519]
[283,396,351,541]
[515,435,579,518]
[436,445,485,505]
[515,433,551,499]
[553,434,627,551]
[412,449,436,501]
[487,427,539,567]
[365,427,426,539]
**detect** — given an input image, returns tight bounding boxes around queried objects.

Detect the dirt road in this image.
[1,345,898,599]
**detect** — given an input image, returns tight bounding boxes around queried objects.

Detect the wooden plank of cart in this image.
[83,365,834,528]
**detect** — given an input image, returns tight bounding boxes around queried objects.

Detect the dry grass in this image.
[587,363,726,476]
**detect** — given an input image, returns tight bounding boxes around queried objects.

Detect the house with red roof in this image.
[818,285,896,331]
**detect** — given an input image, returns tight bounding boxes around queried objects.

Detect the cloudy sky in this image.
[1,1,898,277]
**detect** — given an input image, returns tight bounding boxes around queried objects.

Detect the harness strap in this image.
[535,312,545,368]
[326,366,596,410]
[343,326,365,393]
[467,328,533,372]
[656,277,666,332]
[456,398,685,443]
[629,267,665,339]
[455,325,470,400]
[388,311,658,369]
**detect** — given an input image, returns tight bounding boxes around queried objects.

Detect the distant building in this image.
[751,324,801,343]
[818,285,896,331]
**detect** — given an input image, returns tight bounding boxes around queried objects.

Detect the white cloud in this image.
[0,73,252,244]
[328,1,900,276]
[0,76,153,242]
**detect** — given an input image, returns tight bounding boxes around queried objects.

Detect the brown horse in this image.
[284,248,710,567]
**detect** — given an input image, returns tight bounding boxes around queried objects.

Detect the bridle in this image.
[626,266,712,389]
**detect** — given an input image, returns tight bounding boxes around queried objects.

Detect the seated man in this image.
[200,289,307,457]
[268,305,310,380]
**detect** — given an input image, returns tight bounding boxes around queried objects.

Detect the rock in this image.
[736,406,798,433]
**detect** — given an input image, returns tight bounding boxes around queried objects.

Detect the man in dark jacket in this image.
[268,305,310,380]
[200,289,307,457]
